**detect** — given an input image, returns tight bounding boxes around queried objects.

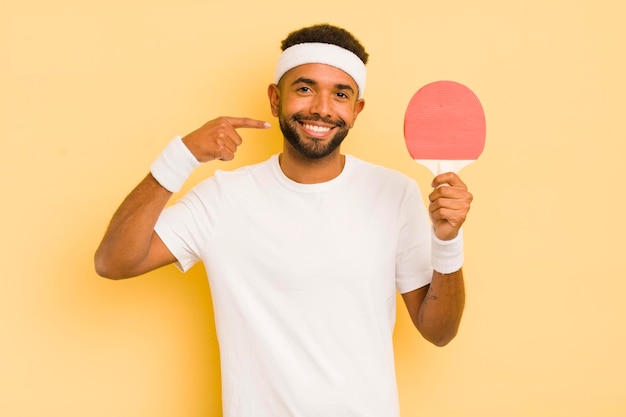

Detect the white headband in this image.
[274,42,367,99]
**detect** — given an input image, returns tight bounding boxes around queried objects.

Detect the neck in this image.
[278,143,346,184]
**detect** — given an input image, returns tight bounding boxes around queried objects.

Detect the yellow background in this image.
[2,0,625,416]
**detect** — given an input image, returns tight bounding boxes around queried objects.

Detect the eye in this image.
[336,91,350,100]
[297,86,312,93]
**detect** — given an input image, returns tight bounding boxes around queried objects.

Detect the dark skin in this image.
[95,63,472,347]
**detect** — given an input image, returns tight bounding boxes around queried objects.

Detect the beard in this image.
[278,111,350,159]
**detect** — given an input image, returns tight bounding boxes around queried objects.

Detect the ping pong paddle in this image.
[403,80,486,176]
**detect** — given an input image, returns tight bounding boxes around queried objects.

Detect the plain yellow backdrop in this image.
[2,0,625,416]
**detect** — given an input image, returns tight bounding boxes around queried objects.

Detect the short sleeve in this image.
[395,180,433,294]
[154,179,219,272]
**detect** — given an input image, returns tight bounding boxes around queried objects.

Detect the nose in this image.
[309,93,332,118]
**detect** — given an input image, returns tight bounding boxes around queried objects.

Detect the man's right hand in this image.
[182,117,271,162]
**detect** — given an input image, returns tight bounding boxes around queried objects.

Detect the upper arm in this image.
[130,231,178,277]
[103,231,177,280]
[400,284,430,328]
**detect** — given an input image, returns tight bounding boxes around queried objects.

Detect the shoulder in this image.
[215,156,275,181]
[346,155,419,190]
[193,156,276,190]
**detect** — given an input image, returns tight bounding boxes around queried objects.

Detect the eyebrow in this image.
[291,77,356,94]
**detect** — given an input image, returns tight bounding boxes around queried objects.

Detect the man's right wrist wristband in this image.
[150,136,200,193]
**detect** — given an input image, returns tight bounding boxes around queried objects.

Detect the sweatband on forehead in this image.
[274,42,367,99]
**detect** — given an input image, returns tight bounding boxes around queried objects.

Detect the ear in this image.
[267,84,280,117]
[349,98,365,127]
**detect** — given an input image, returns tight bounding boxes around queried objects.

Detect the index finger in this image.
[224,117,271,130]
[431,172,467,189]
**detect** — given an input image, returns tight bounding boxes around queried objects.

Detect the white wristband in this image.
[431,228,464,274]
[150,136,200,193]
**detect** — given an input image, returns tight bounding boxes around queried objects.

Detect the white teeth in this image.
[303,123,331,133]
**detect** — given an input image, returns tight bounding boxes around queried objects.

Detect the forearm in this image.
[94,173,172,278]
[417,269,465,346]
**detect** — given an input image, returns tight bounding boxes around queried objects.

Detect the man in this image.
[95,24,472,417]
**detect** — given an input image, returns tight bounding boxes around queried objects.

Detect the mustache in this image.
[292,113,346,128]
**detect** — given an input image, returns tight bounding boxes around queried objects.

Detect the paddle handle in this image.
[416,159,475,176]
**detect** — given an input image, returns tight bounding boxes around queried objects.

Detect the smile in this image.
[301,123,332,133]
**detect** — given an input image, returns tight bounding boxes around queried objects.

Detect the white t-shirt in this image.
[155,154,433,417]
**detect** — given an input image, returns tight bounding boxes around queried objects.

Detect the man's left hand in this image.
[429,172,473,241]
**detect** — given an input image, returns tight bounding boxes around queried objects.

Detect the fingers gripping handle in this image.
[150,136,200,193]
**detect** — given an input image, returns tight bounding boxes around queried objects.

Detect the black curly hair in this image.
[280,24,369,65]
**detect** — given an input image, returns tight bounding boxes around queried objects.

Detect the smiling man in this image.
[95,24,473,417]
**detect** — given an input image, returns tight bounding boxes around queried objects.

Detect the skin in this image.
[94,62,473,347]
[268,63,365,183]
